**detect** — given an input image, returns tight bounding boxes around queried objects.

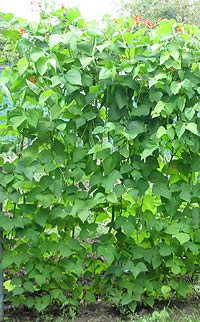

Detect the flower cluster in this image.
[133,15,164,28]
[143,19,156,28]
[133,14,141,25]
[29,76,37,83]
[19,28,26,36]
[176,26,184,32]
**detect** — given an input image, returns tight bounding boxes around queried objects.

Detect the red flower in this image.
[19,28,26,36]
[29,76,37,83]
[143,19,155,28]
[133,14,141,25]
[61,4,65,9]
[176,26,183,32]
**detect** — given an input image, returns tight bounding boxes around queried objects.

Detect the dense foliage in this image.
[0,8,200,313]
[118,0,200,27]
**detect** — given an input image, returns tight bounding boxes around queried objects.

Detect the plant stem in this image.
[108,206,115,233]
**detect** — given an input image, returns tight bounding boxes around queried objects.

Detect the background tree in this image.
[117,0,200,26]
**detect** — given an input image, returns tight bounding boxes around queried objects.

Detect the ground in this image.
[4,297,200,322]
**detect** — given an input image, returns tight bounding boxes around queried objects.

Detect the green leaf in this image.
[176,233,190,245]
[160,51,170,65]
[115,88,128,109]
[161,285,171,299]
[0,213,14,231]
[49,34,63,47]
[78,210,90,223]
[156,126,166,138]
[151,101,165,118]
[59,241,72,257]
[175,122,185,138]
[177,281,189,297]
[142,195,155,213]
[102,170,122,191]
[127,120,145,138]
[39,89,54,104]
[185,122,198,135]
[17,57,29,75]
[125,261,148,278]
[141,141,158,160]
[152,254,162,269]
[107,192,118,204]
[159,245,172,257]
[36,57,48,75]
[171,81,182,95]
[97,245,115,265]
[66,69,82,85]
[30,48,44,62]
[121,293,133,306]
[99,67,112,80]
[0,83,13,104]
[171,265,181,274]
[10,115,26,129]
[26,79,39,95]
[152,183,172,200]
[79,56,93,69]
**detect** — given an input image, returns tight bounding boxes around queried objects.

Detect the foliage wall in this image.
[0,9,200,312]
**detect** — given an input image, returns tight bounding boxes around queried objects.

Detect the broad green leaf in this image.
[107,192,118,204]
[30,48,45,61]
[127,120,145,138]
[142,195,155,213]
[59,241,72,257]
[49,34,63,47]
[156,126,166,138]
[151,101,165,118]
[0,83,13,104]
[17,56,29,75]
[10,115,26,129]
[160,51,170,65]
[141,142,158,160]
[39,89,54,104]
[171,265,181,274]
[26,79,39,94]
[176,233,190,245]
[36,57,48,75]
[161,285,171,299]
[0,213,14,231]
[152,254,162,269]
[115,88,128,109]
[185,108,195,121]
[79,56,93,69]
[171,81,182,95]
[102,170,122,191]
[97,245,115,265]
[121,293,133,306]
[99,67,112,80]
[185,122,198,135]
[125,261,148,278]
[175,122,185,138]
[78,210,90,223]
[152,183,172,200]
[177,281,189,297]
[66,69,82,85]
[159,245,172,257]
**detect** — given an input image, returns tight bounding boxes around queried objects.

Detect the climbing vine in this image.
[0,8,200,313]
